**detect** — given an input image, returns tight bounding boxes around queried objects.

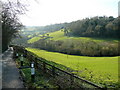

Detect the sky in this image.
[19,0,119,26]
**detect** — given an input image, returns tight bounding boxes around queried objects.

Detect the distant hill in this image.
[12,16,119,56]
[27,29,119,56]
[28,29,119,43]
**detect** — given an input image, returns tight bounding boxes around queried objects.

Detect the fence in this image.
[12,45,104,89]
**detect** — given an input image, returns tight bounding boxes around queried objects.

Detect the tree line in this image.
[31,16,120,38]
[65,16,120,38]
[13,16,119,56]
[28,39,119,57]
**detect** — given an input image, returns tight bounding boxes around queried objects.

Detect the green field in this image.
[48,30,119,43]
[28,36,42,43]
[27,30,119,43]
[26,29,119,87]
[26,48,119,86]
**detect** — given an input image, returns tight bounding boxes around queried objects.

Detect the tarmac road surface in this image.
[2,48,24,89]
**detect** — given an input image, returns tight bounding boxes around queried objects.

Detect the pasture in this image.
[27,30,119,44]
[26,48,119,86]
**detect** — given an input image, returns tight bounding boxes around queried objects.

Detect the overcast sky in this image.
[19,0,119,26]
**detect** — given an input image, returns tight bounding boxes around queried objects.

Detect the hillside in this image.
[27,29,119,56]
[47,30,119,43]
[11,16,120,88]
[28,30,119,43]
[26,48,119,87]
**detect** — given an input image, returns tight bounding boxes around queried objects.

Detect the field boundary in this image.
[12,45,104,89]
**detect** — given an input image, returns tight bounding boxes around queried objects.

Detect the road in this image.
[2,48,24,89]
[0,53,2,90]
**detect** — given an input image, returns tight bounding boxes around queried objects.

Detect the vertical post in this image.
[13,47,15,59]
[20,54,23,66]
[30,55,33,62]
[23,50,27,58]
[35,58,38,69]
[43,62,46,73]
[16,53,19,58]
[70,73,74,88]
[31,62,35,82]
[52,66,55,77]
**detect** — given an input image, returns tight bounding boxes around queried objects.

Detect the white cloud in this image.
[19,0,119,26]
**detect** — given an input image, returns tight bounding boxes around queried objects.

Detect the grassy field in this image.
[26,29,119,87]
[15,57,57,88]
[27,30,119,44]
[48,30,119,43]
[28,36,42,43]
[26,48,119,86]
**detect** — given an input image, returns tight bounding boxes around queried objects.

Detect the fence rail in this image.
[12,45,104,89]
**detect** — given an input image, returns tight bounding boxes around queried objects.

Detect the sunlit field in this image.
[27,30,119,43]
[26,48,119,86]
[28,36,42,43]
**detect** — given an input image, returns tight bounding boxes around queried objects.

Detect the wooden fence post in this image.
[43,62,46,73]
[52,66,55,77]
[14,45,103,89]
[13,47,16,59]
[70,73,74,88]
[23,50,27,58]
[20,54,24,66]
[35,58,38,69]
[30,55,33,62]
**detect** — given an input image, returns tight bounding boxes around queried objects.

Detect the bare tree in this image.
[0,1,2,53]
[1,0,29,52]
